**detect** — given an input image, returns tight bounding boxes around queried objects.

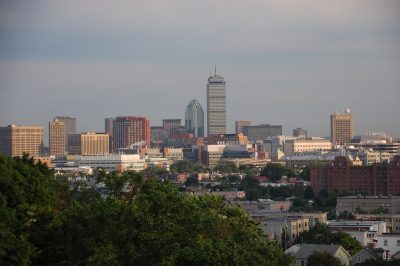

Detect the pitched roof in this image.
[285,244,343,259]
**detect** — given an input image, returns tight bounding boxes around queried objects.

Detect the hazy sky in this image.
[1,0,399,142]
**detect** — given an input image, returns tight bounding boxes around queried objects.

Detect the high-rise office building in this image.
[55,116,76,150]
[330,109,353,146]
[185,99,204,138]
[67,134,81,155]
[162,119,181,131]
[112,116,150,150]
[55,116,76,135]
[0,125,43,157]
[49,119,66,156]
[81,132,110,155]
[207,67,226,136]
[105,118,115,134]
[235,120,251,134]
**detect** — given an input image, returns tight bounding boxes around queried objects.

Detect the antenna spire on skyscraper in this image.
[214,63,217,76]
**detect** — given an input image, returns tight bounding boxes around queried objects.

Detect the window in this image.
[397,240,400,246]
[384,239,388,246]
[357,256,361,263]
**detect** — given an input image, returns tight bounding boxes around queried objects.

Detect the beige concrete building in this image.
[251,211,327,228]
[260,217,310,243]
[358,151,391,165]
[49,119,66,156]
[0,125,44,157]
[233,200,292,212]
[218,157,270,169]
[162,148,184,162]
[355,213,400,234]
[283,137,332,155]
[81,132,110,155]
[331,109,353,146]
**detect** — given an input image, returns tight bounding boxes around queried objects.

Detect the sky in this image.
[1,0,399,143]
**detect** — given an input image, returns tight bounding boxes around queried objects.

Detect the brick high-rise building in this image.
[49,119,66,156]
[311,156,400,196]
[0,125,43,157]
[112,116,150,150]
[330,109,353,146]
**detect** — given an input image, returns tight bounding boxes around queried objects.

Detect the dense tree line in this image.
[0,155,293,265]
[298,223,362,256]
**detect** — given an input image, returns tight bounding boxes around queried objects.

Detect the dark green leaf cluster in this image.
[298,223,362,256]
[307,251,344,266]
[360,258,400,266]
[214,162,239,174]
[170,160,209,173]
[260,163,296,182]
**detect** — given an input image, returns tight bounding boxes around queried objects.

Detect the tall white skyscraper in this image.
[185,99,204,137]
[207,67,226,136]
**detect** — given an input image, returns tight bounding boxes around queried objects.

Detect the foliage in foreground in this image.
[0,155,293,266]
[307,251,344,266]
[298,223,362,256]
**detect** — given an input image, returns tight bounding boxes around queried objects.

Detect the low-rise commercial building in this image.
[328,220,386,236]
[355,213,400,234]
[283,138,332,156]
[337,195,400,215]
[260,217,309,244]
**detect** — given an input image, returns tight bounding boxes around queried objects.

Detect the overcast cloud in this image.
[1,0,399,142]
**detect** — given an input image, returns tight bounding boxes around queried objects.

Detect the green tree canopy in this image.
[214,162,239,173]
[0,155,293,266]
[170,160,209,173]
[260,163,296,182]
[299,223,362,255]
[307,251,344,266]
[0,154,66,265]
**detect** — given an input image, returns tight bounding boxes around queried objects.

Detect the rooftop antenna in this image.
[214,63,217,76]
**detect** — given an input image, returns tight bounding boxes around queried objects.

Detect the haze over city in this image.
[1,0,399,137]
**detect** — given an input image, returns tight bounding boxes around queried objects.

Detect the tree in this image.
[214,162,239,173]
[1,155,294,265]
[0,154,67,265]
[304,186,314,199]
[307,251,344,266]
[299,223,362,255]
[260,163,296,182]
[170,160,209,173]
[240,176,264,201]
[141,167,169,178]
[298,166,310,181]
[170,160,194,173]
[362,258,400,266]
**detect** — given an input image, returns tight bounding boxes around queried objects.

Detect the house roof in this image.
[285,244,347,259]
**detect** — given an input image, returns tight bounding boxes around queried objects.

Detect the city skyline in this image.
[1,1,399,138]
